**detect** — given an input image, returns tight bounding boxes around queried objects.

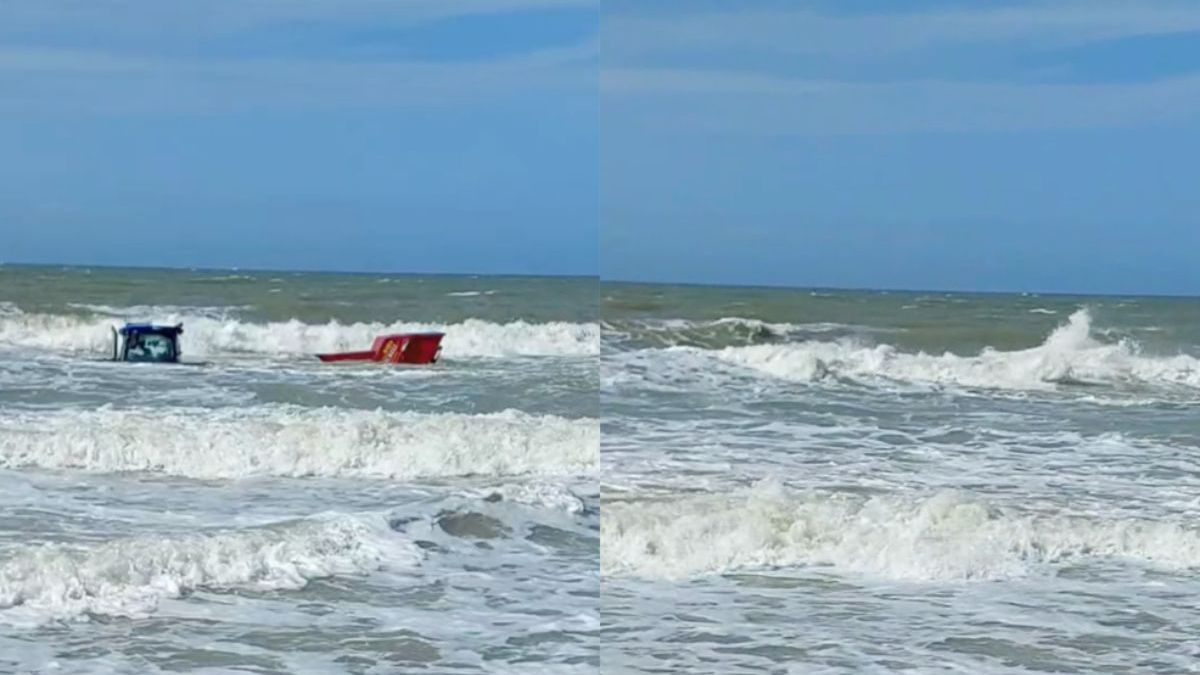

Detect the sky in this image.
[602,0,1200,295]
[0,0,597,276]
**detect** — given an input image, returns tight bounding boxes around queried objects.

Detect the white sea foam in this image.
[0,313,599,358]
[462,481,592,515]
[194,274,255,282]
[713,310,1200,390]
[0,514,416,624]
[621,317,865,339]
[68,303,255,319]
[602,482,1200,582]
[0,406,598,480]
[709,317,853,333]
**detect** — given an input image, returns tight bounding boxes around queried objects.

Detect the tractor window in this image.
[126,333,177,362]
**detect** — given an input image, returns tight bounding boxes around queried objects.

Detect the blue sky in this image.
[602,0,1200,295]
[0,0,597,276]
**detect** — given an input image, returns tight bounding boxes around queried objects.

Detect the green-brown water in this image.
[602,282,1200,673]
[0,264,599,674]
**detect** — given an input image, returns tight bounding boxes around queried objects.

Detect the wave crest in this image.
[602,482,1200,581]
[0,515,415,624]
[0,313,598,358]
[0,406,599,480]
[715,310,1200,391]
[603,317,864,351]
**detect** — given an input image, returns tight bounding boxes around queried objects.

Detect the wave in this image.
[459,481,595,515]
[193,274,256,282]
[0,514,416,624]
[712,310,1200,391]
[68,303,256,319]
[602,482,1200,582]
[0,406,598,480]
[603,317,869,351]
[0,313,599,359]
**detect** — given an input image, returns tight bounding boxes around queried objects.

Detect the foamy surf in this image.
[0,406,599,480]
[703,310,1200,391]
[0,313,599,358]
[0,267,600,672]
[602,483,1200,582]
[459,481,593,515]
[67,303,257,319]
[603,316,869,350]
[0,514,416,624]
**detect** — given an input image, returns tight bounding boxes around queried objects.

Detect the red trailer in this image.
[316,332,444,365]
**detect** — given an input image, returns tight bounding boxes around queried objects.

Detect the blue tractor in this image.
[111,323,184,363]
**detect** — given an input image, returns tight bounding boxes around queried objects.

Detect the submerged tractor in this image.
[111,323,184,363]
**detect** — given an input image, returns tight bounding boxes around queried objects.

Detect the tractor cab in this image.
[112,323,183,363]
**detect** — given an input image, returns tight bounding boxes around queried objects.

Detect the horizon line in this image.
[0,260,599,281]
[600,277,1200,301]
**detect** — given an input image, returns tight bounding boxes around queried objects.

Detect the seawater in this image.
[7,267,1200,673]
[602,282,1200,674]
[0,265,599,674]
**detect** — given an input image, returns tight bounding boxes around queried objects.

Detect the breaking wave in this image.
[0,514,416,624]
[67,303,256,319]
[602,482,1200,582]
[0,313,598,359]
[0,406,598,480]
[711,310,1200,391]
[458,481,595,516]
[603,317,867,350]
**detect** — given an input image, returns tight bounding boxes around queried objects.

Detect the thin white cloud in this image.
[603,67,1200,134]
[0,48,153,75]
[0,38,596,113]
[608,1,1200,63]
[602,1,1200,135]
[0,0,596,114]
[1,0,593,38]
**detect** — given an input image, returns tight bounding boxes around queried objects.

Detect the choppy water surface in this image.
[602,282,1200,674]
[0,265,599,674]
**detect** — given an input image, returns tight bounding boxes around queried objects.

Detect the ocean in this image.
[601,282,1200,674]
[6,267,1200,674]
[0,265,599,674]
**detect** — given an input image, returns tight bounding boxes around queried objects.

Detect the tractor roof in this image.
[119,323,183,336]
